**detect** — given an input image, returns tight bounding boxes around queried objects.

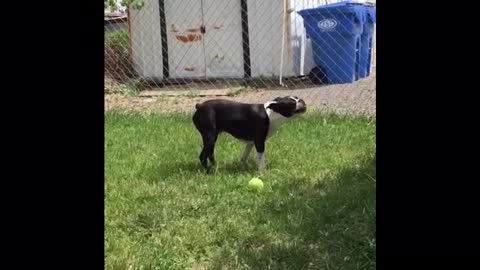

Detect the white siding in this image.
[129,0,163,78]
[129,0,374,79]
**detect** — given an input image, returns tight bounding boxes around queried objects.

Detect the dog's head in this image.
[266,96,307,118]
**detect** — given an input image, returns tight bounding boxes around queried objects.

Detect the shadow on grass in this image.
[143,158,260,183]
[210,157,376,270]
[217,160,258,174]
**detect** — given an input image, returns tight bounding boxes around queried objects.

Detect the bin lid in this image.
[298,1,364,18]
[298,1,374,23]
[324,1,376,23]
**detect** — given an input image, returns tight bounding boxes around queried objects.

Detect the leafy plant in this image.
[105,0,145,12]
[105,30,136,83]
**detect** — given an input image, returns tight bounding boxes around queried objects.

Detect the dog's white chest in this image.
[264,103,288,138]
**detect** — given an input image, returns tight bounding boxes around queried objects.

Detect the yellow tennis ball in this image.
[248,177,264,190]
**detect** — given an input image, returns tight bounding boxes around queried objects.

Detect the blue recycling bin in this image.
[359,4,376,78]
[298,2,364,84]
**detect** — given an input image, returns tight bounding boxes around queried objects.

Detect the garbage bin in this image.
[359,4,376,78]
[298,3,364,84]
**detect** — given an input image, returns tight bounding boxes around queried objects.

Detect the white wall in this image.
[129,0,372,79]
[129,0,163,79]
[248,0,287,77]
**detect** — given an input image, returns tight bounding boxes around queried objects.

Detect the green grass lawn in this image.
[105,112,376,270]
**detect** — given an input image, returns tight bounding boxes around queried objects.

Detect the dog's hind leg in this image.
[208,132,219,165]
[199,130,217,169]
[193,109,217,170]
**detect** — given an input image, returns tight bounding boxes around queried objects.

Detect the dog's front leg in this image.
[241,142,254,162]
[254,140,266,171]
[256,152,265,171]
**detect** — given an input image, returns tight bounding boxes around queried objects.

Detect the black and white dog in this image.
[192,96,307,171]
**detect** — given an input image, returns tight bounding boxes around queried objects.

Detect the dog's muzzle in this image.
[295,100,307,114]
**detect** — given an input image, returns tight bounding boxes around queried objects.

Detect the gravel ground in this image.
[105,68,375,117]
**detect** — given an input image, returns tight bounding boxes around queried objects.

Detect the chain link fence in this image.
[105,0,376,116]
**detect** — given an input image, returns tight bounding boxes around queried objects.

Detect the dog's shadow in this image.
[217,160,258,174]
[145,159,258,183]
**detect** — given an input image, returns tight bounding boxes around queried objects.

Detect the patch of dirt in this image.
[105,69,376,117]
[105,92,264,113]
